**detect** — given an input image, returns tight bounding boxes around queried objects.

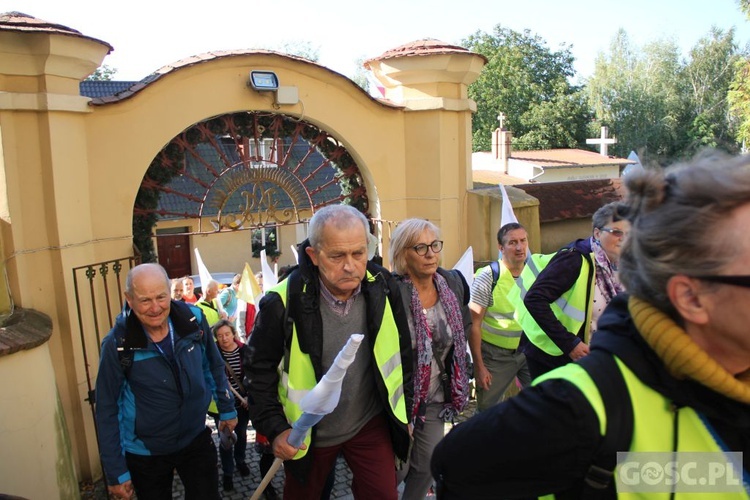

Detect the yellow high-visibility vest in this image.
[536,358,750,499]
[508,251,594,356]
[274,272,407,459]
[475,261,523,350]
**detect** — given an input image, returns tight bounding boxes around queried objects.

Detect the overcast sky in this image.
[15,0,750,82]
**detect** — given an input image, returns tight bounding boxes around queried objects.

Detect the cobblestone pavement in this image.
[80,399,477,499]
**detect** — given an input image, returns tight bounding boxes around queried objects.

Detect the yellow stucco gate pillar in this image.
[0,14,114,497]
[366,40,486,267]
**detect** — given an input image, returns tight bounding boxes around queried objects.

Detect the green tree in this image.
[463,25,587,152]
[729,1,750,148]
[586,28,742,162]
[586,30,685,160]
[683,27,742,153]
[86,64,117,81]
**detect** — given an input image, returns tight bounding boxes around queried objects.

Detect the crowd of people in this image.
[95,151,750,499]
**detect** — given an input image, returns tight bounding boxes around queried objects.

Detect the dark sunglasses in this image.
[694,275,750,288]
[412,240,443,256]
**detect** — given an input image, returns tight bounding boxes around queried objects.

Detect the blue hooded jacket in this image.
[95,300,237,485]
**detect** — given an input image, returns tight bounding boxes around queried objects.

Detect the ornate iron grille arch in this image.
[133,112,370,261]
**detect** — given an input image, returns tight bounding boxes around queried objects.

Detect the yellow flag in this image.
[238,262,262,304]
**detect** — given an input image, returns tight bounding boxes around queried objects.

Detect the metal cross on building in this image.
[586,126,617,156]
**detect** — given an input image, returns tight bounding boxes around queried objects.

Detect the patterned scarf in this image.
[592,236,624,303]
[406,271,470,427]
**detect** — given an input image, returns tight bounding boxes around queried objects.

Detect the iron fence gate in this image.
[73,256,139,437]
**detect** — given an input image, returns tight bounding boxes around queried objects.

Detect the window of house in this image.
[252,224,280,259]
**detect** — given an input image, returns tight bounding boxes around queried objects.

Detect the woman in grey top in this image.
[390,218,472,500]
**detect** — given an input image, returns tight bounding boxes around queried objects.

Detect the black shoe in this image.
[223,475,234,491]
[237,462,251,477]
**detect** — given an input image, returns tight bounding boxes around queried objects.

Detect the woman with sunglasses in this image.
[388,218,471,500]
[433,150,750,498]
[517,201,630,379]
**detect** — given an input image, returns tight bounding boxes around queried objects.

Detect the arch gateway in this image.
[0,13,498,497]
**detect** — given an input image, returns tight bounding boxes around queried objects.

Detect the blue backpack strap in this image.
[489,260,500,290]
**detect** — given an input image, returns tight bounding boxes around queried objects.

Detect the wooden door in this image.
[158,234,191,278]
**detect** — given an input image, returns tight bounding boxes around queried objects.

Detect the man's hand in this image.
[107,480,134,500]
[219,417,238,433]
[272,428,306,460]
[568,342,590,361]
[474,364,492,391]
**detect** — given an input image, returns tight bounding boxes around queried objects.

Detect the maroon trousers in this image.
[283,414,398,500]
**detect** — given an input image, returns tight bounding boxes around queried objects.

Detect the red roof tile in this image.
[510,148,634,168]
[517,179,625,222]
[364,38,487,68]
[0,11,113,52]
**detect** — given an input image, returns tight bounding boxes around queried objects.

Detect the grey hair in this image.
[307,205,369,249]
[125,263,170,296]
[592,201,626,232]
[618,150,750,319]
[389,218,441,275]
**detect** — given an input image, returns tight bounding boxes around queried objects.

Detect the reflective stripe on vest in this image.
[475,261,523,349]
[537,358,750,499]
[273,272,407,460]
[508,252,593,356]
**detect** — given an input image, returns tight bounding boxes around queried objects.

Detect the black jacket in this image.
[520,238,593,360]
[431,294,750,499]
[243,239,413,483]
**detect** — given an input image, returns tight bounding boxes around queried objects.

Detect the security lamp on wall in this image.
[249,71,279,91]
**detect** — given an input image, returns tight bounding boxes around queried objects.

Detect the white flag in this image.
[290,244,299,264]
[194,248,213,294]
[452,246,474,288]
[500,184,518,226]
[260,250,278,293]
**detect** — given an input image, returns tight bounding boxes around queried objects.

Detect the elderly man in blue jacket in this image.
[95,263,237,500]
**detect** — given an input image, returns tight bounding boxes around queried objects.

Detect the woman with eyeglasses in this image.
[388,218,471,500]
[433,150,750,499]
[517,201,630,379]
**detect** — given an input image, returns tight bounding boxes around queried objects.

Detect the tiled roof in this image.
[79,81,139,98]
[0,12,112,52]
[516,178,625,222]
[364,38,488,68]
[509,148,634,168]
[472,169,625,223]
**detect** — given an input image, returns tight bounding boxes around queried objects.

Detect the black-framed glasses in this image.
[600,227,628,238]
[412,240,443,256]
[694,275,750,289]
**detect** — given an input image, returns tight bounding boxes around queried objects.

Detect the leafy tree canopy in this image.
[463,25,589,152]
[86,64,117,81]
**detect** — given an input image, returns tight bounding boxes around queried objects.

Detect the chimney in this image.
[499,130,512,174]
[492,112,512,174]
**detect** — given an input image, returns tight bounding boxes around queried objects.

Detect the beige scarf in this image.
[629,296,750,404]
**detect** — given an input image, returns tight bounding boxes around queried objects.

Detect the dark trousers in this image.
[125,426,219,500]
[283,414,398,500]
[214,405,249,476]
